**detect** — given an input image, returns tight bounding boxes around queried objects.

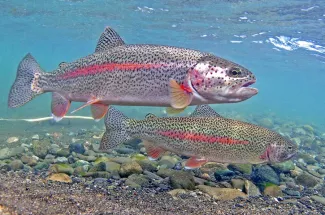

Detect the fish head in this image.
[264,136,298,163]
[189,56,258,103]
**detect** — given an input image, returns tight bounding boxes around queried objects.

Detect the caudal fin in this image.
[8,54,45,108]
[99,106,132,152]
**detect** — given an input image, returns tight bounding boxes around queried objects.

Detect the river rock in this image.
[34,162,49,170]
[197,185,247,200]
[311,195,325,206]
[131,154,147,161]
[230,179,245,191]
[88,162,106,172]
[244,180,261,197]
[32,140,51,159]
[104,161,121,173]
[31,134,40,140]
[75,154,96,162]
[69,142,85,154]
[271,160,295,173]
[111,157,133,164]
[228,164,252,175]
[119,161,143,177]
[137,159,158,172]
[47,173,72,183]
[115,147,135,154]
[157,169,195,190]
[94,157,111,165]
[252,165,279,185]
[158,155,179,169]
[56,149,70,157]
[296,173,318,188]
[0,147,24,160]
[6,137,19,144]
[74,160,89,167]
[10,160,24,170]
[74,166,86,176]
[298,153,316,165]
[125,174,149,189]
[50,164,74,175]
[54,157,68,163]
[263,184,283,197]
[168,189,187,200]
[21,155,38,166]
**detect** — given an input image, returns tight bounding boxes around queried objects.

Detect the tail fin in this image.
[8,53,45,108]
[99,106,132,152]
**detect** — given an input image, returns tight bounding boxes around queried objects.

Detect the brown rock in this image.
[197,185,247,201]
[47,173,72,183]
[263,185,283,197]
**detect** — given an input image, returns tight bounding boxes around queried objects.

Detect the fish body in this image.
[8,27,257,121]
[100,105,297,167]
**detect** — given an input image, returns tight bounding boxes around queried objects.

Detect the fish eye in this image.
[230,68,241,76]
[288,146,292,150]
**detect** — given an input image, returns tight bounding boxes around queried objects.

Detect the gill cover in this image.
[188,55,254,100]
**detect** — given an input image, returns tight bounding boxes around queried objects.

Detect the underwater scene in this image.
[1,0,325,214]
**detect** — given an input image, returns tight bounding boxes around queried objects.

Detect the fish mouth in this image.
[241,81,255,87]
[242,80,255,88]
[236,80,258,96]
[286,152,297,161]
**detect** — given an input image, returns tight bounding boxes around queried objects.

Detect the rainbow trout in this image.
[8,27,257,121]
[99,105,297,168]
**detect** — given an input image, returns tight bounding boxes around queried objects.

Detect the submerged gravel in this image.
[0,172,324,215]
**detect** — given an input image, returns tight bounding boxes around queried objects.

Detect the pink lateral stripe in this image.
[58,63,162,79]
[158,130,249,145]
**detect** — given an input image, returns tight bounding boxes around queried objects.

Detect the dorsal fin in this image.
[145,113,158,120]
[189,105,221,118]
[59,62,68,69]
[95,27,125,52]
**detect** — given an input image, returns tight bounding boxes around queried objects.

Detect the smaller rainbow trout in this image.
[99,105,297,168]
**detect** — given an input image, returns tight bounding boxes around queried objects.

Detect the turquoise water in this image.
[1,2,325,212]
[1,0,325,127]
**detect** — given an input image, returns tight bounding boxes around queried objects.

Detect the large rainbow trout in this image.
[99,105,297,168]
[8,27,257,121]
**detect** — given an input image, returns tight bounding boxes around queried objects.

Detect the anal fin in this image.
[184,157,208,169]
[143,140,166,160]
[91,103,109,121]
[51,92,71,122]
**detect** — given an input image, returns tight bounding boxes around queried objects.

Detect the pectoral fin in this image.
[169,79,193,109]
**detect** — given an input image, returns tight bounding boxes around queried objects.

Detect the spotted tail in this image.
[8,54,45,108]
[99,106,133,152]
